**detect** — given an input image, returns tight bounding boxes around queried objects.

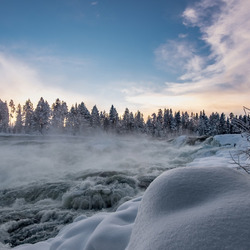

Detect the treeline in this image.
[0,97,247,137]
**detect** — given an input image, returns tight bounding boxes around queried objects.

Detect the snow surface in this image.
[126,166,250,250]
[13,198,141,250]
[9,134,250,250]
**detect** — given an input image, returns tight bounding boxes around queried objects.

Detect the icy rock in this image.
[126,166,250,250]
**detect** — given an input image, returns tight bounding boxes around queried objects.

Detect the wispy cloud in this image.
[125,0,250,114]
[0,49,133,113]
[178,33,188,39]
[155,40,206,82]
[0,52,94,107]
[181,0,250,92]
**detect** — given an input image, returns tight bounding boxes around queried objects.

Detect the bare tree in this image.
[230,107,250,173]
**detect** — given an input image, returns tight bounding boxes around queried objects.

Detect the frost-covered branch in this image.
[231,106,250,173]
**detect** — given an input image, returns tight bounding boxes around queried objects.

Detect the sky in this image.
[0,0,249,117]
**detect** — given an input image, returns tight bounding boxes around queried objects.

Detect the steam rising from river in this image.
[0,133,216,247]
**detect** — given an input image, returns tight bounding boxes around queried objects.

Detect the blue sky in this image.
[0,0,249,116]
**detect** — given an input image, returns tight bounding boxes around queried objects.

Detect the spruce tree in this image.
[134,111,144,133]
[109,105,118,131]
[0,100,9,133]
[15,104,23,133]
[51,99,68,133]
[91,105,101,128]
[122,108,130,133]
[23,99,34,134]
[34,97,51,134]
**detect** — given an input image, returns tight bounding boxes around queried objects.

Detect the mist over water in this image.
[0,133,216,247]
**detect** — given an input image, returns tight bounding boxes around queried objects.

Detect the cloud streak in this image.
[125,0,250,114]
[181,0,250,92]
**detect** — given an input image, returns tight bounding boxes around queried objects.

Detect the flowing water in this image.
[0,133,218,247]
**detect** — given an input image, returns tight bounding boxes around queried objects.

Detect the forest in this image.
[0,97,247,137]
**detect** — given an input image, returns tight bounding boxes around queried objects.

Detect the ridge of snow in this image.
[126,166,250,250]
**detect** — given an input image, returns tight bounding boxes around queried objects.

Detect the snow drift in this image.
[127,166,250,250]
[13,165,250,250]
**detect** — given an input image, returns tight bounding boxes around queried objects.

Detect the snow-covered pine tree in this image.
[174,111,181,134]
[74,104,81,134]
[0,99,9,133]
[99,111,109,132]
[99,111,107,131]
[145,115,153,135]
[109,105,118,131]
[209,112,220,135]
[190,112,199,134]
[129,112,135,132]
[122,108,130,133]
[65,105,74,134]
[134,111,145,134]
[163,108,170,136]
[34,97,51,134]
[51,99,68,133]
[91,105,101,129]
[14,104,23,133]
[226,117,231,134]
[169,109,176,134]
[229,112,237,134]
[9,99,15,130]
[155,109,163,137]
[219,112,227,134]
[150,113,157,137]
[198,110,209,136]
[23,99,35,134]
[181,111,189,134]
[78,102,91,133]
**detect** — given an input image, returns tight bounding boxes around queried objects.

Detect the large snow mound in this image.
[126,166,250,250]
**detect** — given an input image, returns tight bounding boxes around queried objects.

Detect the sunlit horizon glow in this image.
[0,0,249,118]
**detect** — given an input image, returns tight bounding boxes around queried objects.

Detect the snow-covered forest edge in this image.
[0,98,248,137]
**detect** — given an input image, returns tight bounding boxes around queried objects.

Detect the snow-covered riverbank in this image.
[1,134,249,249]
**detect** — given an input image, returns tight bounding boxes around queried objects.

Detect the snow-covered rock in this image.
[13,197,141,250]
[214,134,244,147]
[126,166,250,250]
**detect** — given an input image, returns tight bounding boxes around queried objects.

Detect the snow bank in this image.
[126,166,250,250]
[188,134,249,170]
[214,134,245,147]
[13,197,141,250]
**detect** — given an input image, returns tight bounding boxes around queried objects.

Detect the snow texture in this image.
[13,198,141,250]
[126,166,250,250]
